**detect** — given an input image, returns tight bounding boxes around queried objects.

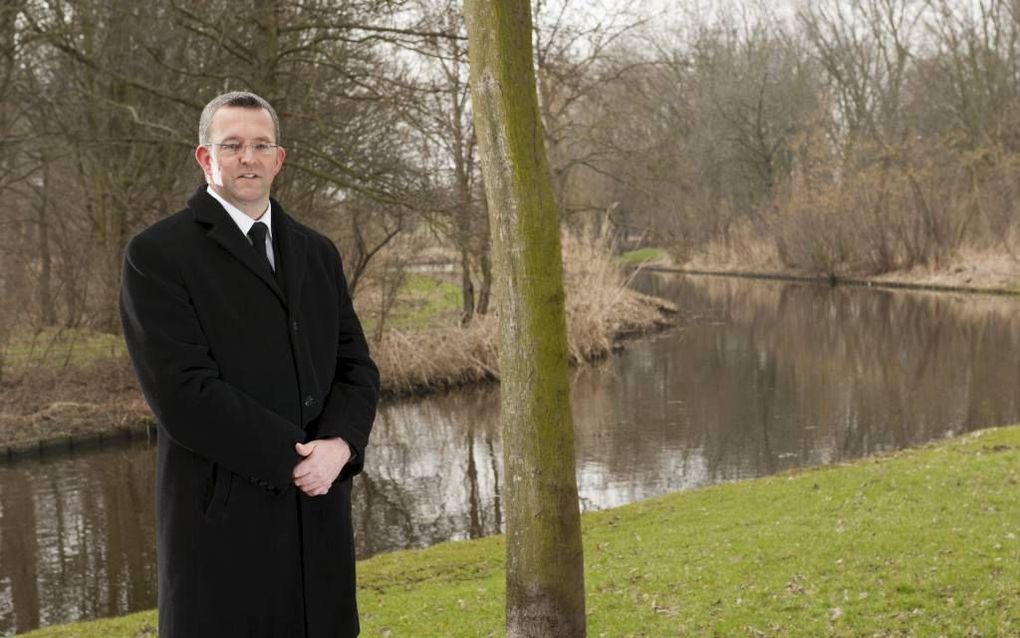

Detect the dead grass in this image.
[372,318,500,395]
[872,246,1020,292]
[0,357,151,447]
[682,219,784,273]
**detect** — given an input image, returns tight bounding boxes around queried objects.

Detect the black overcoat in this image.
[120,186,380,638]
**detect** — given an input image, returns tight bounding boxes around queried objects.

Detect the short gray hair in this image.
[198,91,281,145]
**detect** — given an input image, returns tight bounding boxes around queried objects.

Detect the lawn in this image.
[617,247,667,265]
[19,424,1020,637]
[384,272,464,330]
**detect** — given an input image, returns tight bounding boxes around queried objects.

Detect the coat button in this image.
[291,320,299,332]
[304,395,315,407]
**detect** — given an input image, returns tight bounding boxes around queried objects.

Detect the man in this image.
[120,91,380,638]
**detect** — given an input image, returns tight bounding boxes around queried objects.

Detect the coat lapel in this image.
[273,202,307,311]
[189,186,287,307]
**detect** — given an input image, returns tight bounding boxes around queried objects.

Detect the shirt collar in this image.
[206,185,273,240]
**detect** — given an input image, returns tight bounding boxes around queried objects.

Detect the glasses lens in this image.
[214,143,276,155]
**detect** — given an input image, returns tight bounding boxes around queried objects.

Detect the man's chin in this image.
[230,187,268,203]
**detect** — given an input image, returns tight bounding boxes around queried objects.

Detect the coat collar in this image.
[189,186,307,310]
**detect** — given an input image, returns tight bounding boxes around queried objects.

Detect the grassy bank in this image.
[19,424,1020,637]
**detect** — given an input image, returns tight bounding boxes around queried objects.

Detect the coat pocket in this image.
[203,463,233,521]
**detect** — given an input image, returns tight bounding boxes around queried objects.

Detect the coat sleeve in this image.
[120,230,304,492]
[308,241,380,480]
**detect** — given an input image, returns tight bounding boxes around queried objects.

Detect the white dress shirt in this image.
[206,186,276,271]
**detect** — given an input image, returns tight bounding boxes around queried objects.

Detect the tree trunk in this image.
[91,169,125,334]
[464,1,586,637]
[36,163,56,326]
[460,247,476,324]
[476,246,492,315]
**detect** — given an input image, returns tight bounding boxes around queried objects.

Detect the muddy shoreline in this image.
[642,265,1020,296]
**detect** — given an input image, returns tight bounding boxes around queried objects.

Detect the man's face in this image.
[195,106,285,216]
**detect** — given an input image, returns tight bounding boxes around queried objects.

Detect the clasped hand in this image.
[292,438,351,496]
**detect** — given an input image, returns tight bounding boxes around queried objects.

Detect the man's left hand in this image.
[293,438,351,496]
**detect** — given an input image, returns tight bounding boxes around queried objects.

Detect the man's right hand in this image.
[292,439,351,496]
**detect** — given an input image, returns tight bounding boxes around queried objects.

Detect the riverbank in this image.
[655,244,1020,296]
[19,423,1020,636]
[646,265,1020,296]
[0,285,676,459]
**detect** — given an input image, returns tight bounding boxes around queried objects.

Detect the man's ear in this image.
[195,145,213,178]
[271,145,286,177]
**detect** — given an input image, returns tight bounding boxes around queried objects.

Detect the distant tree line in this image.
[1,0,1017,345]
[593,0,1020,276]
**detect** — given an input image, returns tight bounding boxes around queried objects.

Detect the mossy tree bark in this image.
[463,1,586,637]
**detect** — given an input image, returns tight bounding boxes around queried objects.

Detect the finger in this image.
[299,470,328,486]
[295,442,312,457]
[292,461,313,479]
[299,483,328,497]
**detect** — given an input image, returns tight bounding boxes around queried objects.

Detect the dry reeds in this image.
[371,316,500,396]
[373,227,676,397]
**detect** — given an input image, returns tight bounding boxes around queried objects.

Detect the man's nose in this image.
[238,145,258,162]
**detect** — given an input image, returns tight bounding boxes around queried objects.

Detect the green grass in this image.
[3,327,127,371]
[618,247,666,265]
[18,612,156,638]
[361,273,464,334]
[20,425,1020,637]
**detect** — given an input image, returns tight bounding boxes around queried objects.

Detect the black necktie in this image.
[247,222,274,272]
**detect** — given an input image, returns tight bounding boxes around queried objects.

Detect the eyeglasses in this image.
[207,142,281,156]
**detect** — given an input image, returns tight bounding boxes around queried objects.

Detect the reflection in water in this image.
[353,387,503,556]
[0,443,158,634]
[4,273,1020,634]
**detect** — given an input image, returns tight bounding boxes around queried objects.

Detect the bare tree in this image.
[533,0,651,221]
[14,0,431,334]
[401,0,491,323]
[798,0,923,148]
[916,0,1020,146]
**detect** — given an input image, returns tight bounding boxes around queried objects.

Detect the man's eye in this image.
[254,144,272,153]
[221,143,242,153]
